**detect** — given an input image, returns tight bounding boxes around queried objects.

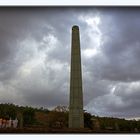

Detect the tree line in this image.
[0,103,140,132]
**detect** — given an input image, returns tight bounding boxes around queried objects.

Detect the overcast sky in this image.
[1,7,140,119]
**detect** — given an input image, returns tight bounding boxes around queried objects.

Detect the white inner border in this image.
[1,135,140,140]
[0,0,140,5]
[0,0,140,140]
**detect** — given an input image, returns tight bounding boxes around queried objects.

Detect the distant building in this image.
[0,118,18,129]
[13,118,18,128]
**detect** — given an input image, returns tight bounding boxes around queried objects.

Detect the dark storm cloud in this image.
[21,89,68,108]
[14,59,69,108]
[97,8,140,82]
[90,82,140,118]
[83,8,140,118]
[1,7,140,118]
[0,8,46,82]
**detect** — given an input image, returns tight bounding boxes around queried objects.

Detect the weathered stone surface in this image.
[69,25,84,128]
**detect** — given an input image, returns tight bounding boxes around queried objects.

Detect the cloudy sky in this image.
[1,7,140,119]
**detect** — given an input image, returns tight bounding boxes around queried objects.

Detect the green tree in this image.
[23,107,35,126]
[84,112,92,129]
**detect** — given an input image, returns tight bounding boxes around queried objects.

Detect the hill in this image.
[0,103,140,133]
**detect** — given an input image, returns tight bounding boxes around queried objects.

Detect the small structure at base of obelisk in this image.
[69,25,84,128]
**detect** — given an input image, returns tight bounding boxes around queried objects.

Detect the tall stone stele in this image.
[69,25,84,128]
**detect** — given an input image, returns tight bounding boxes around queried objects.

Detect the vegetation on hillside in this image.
[0,103,140,133]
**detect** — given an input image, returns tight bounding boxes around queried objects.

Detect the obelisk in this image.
[69,25,84,128]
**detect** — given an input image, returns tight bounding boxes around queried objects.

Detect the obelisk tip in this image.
[72,25,79,30]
